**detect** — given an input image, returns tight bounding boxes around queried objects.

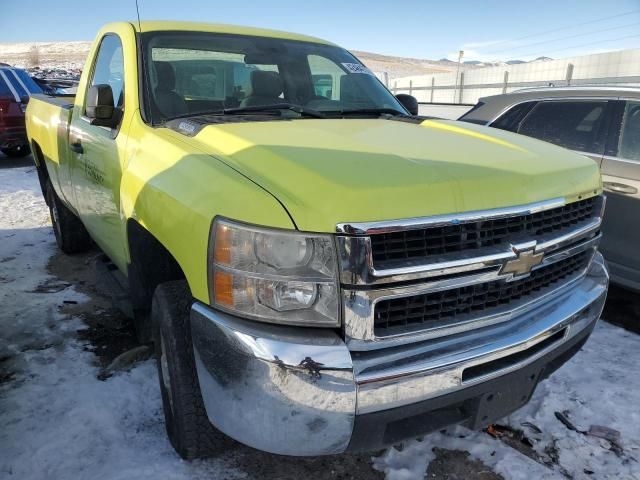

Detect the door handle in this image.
[603,181,638,195]
[70,140,84,154]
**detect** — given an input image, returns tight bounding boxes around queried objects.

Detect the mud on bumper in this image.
[190,254,608,456]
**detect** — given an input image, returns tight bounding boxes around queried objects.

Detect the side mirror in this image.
[396,94,419,116]
[86,84,116,126]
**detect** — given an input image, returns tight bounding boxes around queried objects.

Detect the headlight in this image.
[209,218,340,327]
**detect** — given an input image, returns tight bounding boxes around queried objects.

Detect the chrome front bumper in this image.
[191,253,608,456]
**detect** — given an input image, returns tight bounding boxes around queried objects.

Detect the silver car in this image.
[460,86,640,290]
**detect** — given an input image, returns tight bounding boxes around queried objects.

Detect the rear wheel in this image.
[1,145,30,157]
[45,181,92,254]
[152,280,230,459]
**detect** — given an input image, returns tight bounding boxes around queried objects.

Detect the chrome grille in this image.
[373,250,591,337]
[370,197,597,264]
[338,195,604,350]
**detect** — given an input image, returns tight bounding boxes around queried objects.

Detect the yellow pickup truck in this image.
[26,21,608,459]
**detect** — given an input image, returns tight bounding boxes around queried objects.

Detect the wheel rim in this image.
[160,332,174,413]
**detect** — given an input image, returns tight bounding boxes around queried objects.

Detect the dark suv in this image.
[0,66,42,157]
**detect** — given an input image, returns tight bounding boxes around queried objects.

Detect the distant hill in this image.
[0,41,91,70]
[0,40,553,80]
[0,41,464,80]
[351,50,462,79]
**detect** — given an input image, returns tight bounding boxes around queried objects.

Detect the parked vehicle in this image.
[460,87,640,291]
[26,22,608,459]
[0,66,42,157]
[32,77,79,96]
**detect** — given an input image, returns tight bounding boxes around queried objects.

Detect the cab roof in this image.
[128,20,336,46]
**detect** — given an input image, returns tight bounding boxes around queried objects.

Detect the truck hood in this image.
[185,118,601,232]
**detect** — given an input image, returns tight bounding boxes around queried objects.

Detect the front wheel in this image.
[1,145,30,157]
[152,280,231,459]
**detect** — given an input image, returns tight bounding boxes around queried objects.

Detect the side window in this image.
[490,101,536,132]
[517,101,607,154]
[618,101,640,161]
[308,55,345,100]
[88,35,124,112]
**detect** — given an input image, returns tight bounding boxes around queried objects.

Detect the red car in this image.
[0,66,42,157]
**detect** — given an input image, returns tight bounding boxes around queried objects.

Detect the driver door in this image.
[68,32,129,270]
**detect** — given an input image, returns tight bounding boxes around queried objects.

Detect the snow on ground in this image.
[1,165,639,480]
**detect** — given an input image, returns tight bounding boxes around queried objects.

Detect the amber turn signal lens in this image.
[214,223,232,265]
[214,270,234,306]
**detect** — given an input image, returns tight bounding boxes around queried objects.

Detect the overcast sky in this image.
[1,0,639,61]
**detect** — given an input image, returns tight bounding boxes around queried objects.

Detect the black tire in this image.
[1,145,30,158]
[152,280,229,459]
[45,181,92,254]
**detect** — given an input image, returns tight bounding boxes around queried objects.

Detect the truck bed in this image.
[25,94,76,205]
[30,93,76,109]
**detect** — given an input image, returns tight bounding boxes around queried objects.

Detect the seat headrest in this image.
[340,74,372,104]
[154,61,176,93]
[250,70,283,98]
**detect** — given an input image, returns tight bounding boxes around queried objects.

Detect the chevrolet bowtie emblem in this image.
[500,246,544,278]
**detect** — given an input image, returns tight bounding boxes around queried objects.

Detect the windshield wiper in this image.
[163,109,226,123]
[224,103,326,119]
[162,103,325,124]
[325,108,408,117]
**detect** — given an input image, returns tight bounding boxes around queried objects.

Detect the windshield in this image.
[142,32,406,124]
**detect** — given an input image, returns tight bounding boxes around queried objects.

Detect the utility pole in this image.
[453,50,464,103]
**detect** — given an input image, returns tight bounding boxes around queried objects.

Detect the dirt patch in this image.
[46,248,141,369]
[228,448,384,480]
[426,448,503,479]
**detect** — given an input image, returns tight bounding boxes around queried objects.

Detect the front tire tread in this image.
[152,280,230,459]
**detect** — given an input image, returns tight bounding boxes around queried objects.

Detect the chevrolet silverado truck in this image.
[26,21,608,459]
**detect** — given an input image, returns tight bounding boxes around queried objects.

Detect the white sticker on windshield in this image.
[342,63,373,74]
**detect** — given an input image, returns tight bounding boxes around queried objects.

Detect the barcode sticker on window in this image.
[341,63,372,75]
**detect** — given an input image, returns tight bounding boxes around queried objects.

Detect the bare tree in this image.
[28,45,40,68]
